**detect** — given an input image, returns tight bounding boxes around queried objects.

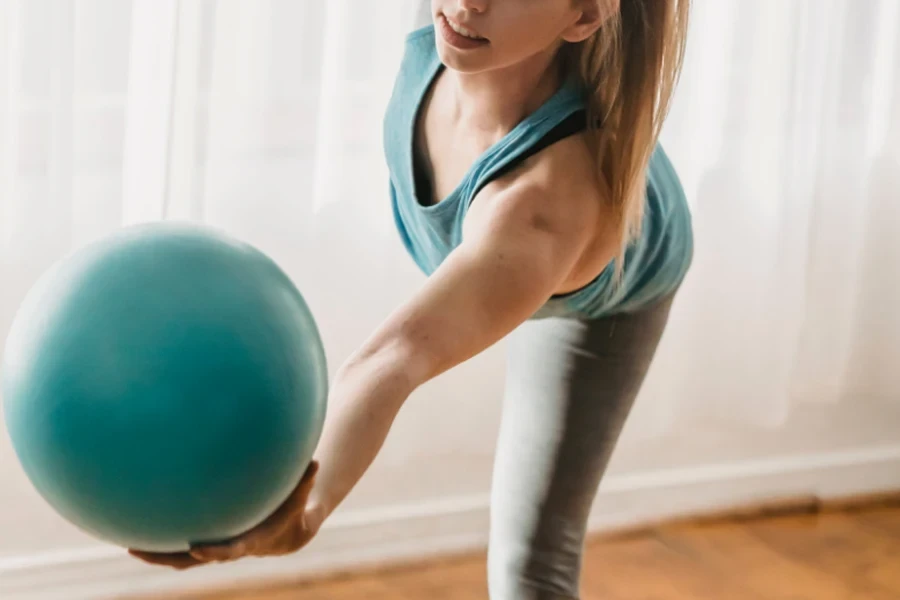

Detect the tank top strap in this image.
[462,83,587,204]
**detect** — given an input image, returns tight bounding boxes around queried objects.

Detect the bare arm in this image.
[308,184,597,519]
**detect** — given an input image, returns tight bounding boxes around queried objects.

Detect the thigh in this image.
[488,297,674,599]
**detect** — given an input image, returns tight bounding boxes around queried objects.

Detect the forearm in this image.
[305,185,591,522]
[307,341,419,520]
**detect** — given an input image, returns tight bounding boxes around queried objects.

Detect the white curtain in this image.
[1,0,899,438]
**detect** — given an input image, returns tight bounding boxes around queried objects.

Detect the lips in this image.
[445,15,485,40]
[438,14,489,50]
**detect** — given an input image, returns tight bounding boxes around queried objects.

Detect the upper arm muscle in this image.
[362,183,596,386]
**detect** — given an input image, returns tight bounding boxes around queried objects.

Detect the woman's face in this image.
[429,0,602,73]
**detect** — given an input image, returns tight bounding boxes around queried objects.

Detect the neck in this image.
[448,49,564,137]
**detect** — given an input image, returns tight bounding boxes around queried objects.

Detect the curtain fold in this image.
[1,0,898,434]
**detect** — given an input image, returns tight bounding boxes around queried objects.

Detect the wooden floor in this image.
[164,502,900,599]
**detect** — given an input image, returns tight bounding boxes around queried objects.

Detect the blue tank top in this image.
[384,26,693,319]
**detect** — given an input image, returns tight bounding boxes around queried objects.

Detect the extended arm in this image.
[130,183,598,569]
[309,186,593,518]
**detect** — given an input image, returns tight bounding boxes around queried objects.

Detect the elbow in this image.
[336,333,433,405]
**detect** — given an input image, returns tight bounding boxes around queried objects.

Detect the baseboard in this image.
[3,444,900,600]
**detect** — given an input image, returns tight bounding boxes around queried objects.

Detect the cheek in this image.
[493,14,568,57]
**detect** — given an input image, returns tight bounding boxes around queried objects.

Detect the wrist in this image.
[305,495,330,531]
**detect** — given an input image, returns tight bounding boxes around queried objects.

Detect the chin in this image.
[435,41,492,74]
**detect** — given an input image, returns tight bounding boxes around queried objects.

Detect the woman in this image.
[132,1,692,597]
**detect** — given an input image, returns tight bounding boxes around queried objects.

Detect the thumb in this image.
[189,460,320,561]
[294,460,320,509]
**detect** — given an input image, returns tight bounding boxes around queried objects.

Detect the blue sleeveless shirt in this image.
[384,26,693,319]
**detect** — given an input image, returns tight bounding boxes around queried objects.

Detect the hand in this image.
[129,460,323,570]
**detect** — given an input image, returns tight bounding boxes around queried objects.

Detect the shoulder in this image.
[467,132,614,250]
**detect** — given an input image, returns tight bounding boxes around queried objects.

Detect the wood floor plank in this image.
[580,534,763,600]
[746,512,900,596]
[656,520,898,600]
[855,506,900,539]
[137,506,900,600]
[212,575,396,600]
[374,559,487,599]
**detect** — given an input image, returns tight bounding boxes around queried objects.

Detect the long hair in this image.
[566,0,690,272]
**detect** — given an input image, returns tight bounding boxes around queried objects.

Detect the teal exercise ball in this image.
[1,222,328,552]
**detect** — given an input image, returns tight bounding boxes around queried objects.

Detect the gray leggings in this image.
[488,294,675,599]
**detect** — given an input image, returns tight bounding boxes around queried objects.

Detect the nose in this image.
[457,0,487,14]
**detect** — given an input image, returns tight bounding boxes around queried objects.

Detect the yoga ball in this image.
[1,222,328,552]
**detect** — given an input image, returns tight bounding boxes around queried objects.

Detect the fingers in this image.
[189,540,249,562]
[189,529,281,562]
[128,549,206,570]
[190,461,321,562]
[189,506,294,561]
[295,460,320,509]
[130,461,321,568]
[302,459,320,482]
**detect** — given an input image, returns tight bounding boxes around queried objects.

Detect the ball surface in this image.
[1,223,327,552]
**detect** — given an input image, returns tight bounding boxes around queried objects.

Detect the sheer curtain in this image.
[635,0,900,437]
[1,0,899,507]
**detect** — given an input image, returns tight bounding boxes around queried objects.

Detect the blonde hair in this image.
[566,0,690,272]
